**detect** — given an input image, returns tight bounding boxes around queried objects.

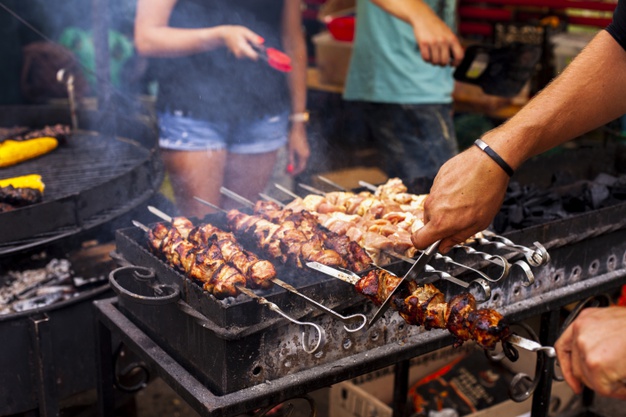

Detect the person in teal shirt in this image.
[344,0,465,180]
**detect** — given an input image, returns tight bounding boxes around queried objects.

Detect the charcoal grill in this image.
[0,104,164,415]
[102,142,626,417]
[109,202,549,396]
[0,105,164,256]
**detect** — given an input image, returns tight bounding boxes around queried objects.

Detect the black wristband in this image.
[473,139,514,177]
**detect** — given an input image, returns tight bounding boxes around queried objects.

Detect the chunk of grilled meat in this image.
[355,269,509,350]
[0,185,42,207]
[147,223,246,298]
[227,209,346,268]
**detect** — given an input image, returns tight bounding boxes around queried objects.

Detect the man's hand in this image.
[370,0,464,66]
[412,11,464,66]
[411,145,509,253]
[555,306,626,399]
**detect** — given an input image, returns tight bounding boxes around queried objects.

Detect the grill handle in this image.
[109,266,180,306]
[109,265,222,330]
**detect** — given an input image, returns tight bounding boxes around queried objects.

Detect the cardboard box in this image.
[313,31,353,87]
[329,346,575,417]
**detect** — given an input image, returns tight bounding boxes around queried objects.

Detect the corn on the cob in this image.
[0,137,58,168]
[0,174,45,192]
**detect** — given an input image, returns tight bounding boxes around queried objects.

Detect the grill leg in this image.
[531,309,560,417]
[30,313,59,417]
[96,315,115,417]
[392,359,410,417]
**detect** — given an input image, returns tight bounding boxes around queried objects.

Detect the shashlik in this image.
[281,178,485,264]
[147,221,247,298]
[227,203,509,350]
[357,268,509,350]
[226,209,346,268]
[166,215,276,289]
[252,200,373,273]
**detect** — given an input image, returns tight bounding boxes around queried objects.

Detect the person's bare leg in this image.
[161,148,227,218]
[222,151,279,210]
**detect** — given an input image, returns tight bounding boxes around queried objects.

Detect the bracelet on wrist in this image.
[473,139,514,177]
[289,111,310,123]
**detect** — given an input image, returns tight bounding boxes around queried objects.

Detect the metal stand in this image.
[93,297,457,417]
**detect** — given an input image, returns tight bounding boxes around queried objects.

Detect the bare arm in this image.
[134,0,262,59]
[369,0,464,65]
[411,30,626,253]
[281,0,310,175]
[487,30,626,170]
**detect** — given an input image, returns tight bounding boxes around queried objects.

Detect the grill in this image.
[0,105,164,415]
[100,142,626,417]
[0,105,164,256]
[109,196,548,395]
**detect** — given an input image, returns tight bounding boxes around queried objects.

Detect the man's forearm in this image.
[370,0,437,26]
[483,30,626,170]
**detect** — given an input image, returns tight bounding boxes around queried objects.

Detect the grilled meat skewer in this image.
[136,220,326,352]
[225,202,509,350]
[164,215,275,289]
[252,200,373,273]
[227,209,346,268]
[146,208,368,332]
[148,222,246,298]
[356,268,508,350]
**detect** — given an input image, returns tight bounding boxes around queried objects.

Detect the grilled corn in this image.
[0,137,58,168]
[0,174,45,192]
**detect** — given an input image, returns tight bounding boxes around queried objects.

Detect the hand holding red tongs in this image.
[251,42,293,72]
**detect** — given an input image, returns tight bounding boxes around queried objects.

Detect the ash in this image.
[0,258,77,314]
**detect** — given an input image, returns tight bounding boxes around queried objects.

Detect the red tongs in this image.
[252,43,292,72]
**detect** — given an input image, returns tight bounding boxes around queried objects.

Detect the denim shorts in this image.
[158,111,289,154]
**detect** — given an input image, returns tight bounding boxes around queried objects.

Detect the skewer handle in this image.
[236,285,326,353]
[273,278,367,332]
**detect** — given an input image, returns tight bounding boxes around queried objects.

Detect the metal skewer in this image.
[382,250,491,301]
[358,180,378,192]
[193,196,225,213]
[147,206,367,332]
[317,175,347,191]
[298,183,326,196]
[478,231,551,267]
[384,249,499,283]
[56,69,78,131]
[235,286,326,353]
[220,187,255,207]
[273,183,300,200]
[132,219,326,353]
